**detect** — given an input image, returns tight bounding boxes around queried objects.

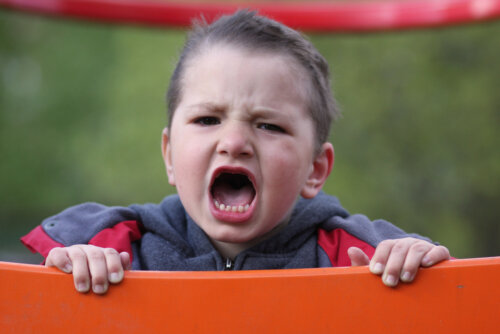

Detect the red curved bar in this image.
[0,0,500,32]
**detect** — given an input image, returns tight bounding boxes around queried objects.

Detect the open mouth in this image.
[210,170,256,213]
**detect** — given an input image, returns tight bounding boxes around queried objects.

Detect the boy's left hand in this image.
[348,238,450,287]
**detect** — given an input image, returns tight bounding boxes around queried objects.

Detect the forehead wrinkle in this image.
[181,44,311,118]
[240,59,309,116]
[251,105,296,120]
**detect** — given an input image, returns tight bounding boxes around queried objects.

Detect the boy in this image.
[22,11,449,294]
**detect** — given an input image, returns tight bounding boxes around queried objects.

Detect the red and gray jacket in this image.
[22,192,432,270]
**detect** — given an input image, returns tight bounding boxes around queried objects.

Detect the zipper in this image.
[224,258,234,270]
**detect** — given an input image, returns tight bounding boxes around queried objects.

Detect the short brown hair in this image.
[167,10,339,150]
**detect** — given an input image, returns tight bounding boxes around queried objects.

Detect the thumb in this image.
[348,247,370,266]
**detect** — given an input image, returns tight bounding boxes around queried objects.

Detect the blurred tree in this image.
[0,10,498,261]
[315,24,500,257]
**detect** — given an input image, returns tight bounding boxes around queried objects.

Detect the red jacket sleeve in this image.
[318,228,376,267]
[21,220,143,262]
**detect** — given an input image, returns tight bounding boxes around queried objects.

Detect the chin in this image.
[208,229,257,244]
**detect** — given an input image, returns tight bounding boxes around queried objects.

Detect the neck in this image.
[211,240,248,260]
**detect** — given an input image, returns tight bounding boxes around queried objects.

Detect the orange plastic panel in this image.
[1,257,499,333]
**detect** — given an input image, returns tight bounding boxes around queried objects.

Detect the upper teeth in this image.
[214,200,250,213]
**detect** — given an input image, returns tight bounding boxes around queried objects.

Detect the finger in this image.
[120,252,131,270]
[400,241,433,282]
[67,246,91,293]
[369,239,396,275]
[382,239,413,287]
[103,248,125,284]
[421,245,450,267]
[84,246,109,294]
[348,247,370,266]
[45,247,73,273]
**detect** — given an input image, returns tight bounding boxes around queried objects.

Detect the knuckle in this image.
[47,247,63,260]
[436,245,450,256]
[410,242,429,254]
[86,249,105,262]
[391,242,406,253]
[436,245,447,251]
[70,250,87,262]
[104,248,119,256]
[47,247,61,255]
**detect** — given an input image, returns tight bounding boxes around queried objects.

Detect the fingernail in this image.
[109,272,122,283]
[63,264,73,273]
[371,262,384,274]
[422,256,433,266]
[76,282,89,293]
[401,271,412,282]
[384,274,397,287]
[93,284,106,294]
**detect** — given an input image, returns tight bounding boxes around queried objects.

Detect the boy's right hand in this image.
[45,245,131,294]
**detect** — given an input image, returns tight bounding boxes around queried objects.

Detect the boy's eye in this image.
[194,117,220,126]
[258,123,286,133]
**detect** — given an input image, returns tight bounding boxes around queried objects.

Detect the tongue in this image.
[212,182,254,207]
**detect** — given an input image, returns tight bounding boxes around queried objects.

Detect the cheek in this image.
[170,141,209,192]
[264,142,312,190]
[262,147,309,226]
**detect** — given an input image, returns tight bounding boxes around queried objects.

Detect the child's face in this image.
[162,45,333,249]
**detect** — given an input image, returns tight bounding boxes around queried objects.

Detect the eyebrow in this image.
[252,106,287,118]
[185,102,225,112]
[184,103,286,120]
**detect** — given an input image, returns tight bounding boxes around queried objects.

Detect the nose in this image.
[216,121,254,158]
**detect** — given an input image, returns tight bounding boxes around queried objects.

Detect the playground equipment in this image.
[1,257,499,332]
[1,0,500,32]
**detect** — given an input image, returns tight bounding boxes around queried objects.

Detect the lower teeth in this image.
[214,201,250,213]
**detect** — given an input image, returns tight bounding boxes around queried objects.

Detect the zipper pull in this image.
[224,258,234,270]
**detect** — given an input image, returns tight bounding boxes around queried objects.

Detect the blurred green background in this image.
[0,10,498,263]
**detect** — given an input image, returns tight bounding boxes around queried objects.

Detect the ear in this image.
[161,127,176,186]
[300,142,334,199]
